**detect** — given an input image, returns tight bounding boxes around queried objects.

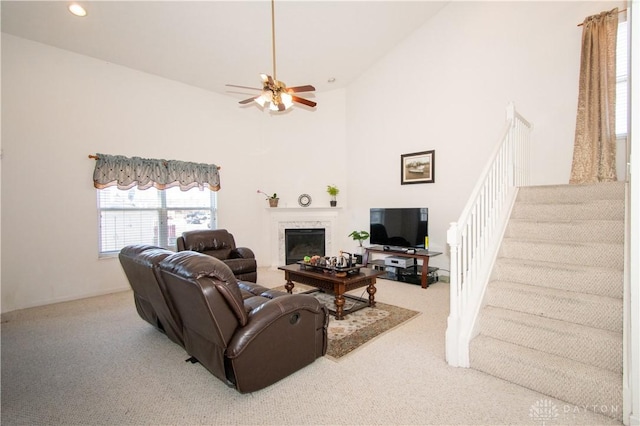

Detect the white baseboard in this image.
[1,285,131,316]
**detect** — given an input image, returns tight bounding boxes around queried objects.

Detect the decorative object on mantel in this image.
[326,185,339,207]
[348,231,370,254]
[298,193,312,207]
[257,189,279,207]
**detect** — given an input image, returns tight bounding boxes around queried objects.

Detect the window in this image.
[616,19,628,138]
[97,186,216,255]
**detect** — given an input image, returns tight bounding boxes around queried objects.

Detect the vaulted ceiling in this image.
[1,1,448,102]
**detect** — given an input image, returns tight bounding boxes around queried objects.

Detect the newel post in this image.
[506,101,515,122]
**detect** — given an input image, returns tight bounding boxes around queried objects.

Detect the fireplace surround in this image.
[268,208,339,268]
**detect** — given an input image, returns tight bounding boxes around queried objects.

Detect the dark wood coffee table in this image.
[278,263,384,320]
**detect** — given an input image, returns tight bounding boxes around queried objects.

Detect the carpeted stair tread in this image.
[505,219,624,243]
[485,281,622,332]
[510,199,624,221]
[499,238,623,269]
[478,306,622,373]
[491,257,623,299]
[470,182,624,421]
[470,335,623,421]
[516,181,624,203]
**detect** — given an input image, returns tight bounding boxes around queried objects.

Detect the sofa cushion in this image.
[238,281,288,299]
[237,281,271,296]
[242,295,274,313]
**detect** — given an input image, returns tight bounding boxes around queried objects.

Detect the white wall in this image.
[626,2,639,423]
[345,0,624,271]
[0,0,626,313]
[0,34,346,312]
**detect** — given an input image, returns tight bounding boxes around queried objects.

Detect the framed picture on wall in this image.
[401,150,435,185]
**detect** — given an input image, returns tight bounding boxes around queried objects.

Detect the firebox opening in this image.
[285,228,326,265]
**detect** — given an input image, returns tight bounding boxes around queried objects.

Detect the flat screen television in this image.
[369,208,428,249]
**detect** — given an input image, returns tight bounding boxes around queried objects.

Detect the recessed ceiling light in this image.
[68,3,87,17]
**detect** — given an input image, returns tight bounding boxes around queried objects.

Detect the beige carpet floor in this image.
[272,283,421,359]
[0,267,621,425]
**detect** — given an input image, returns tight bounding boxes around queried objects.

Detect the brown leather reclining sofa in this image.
[119,244,328,393]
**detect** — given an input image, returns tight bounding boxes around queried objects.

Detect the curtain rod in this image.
[577,8,626,26]
[88,154,221,170]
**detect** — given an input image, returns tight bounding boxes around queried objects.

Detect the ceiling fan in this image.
[225,0,316,112]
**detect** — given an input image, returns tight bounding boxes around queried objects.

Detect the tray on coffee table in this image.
[296,261,362,275]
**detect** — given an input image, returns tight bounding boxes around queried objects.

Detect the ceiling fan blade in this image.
[286,85,316,93]
[266,75,275,86]
[226,84,262,91]
[239,96,259,104]
[291,95,317,108]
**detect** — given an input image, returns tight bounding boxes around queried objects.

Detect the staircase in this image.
[469,181,624,421]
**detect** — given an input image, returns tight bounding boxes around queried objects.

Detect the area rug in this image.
[273,284,420,360]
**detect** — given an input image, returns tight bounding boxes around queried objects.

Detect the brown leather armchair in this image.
[176,229,257,282]
[157,251,328,392]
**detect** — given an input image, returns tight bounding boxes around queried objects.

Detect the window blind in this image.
[97,186,217,255]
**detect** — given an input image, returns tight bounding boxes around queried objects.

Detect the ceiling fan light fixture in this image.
[269,102,280,112]
[254,93,268,107]
[280,92,293,109]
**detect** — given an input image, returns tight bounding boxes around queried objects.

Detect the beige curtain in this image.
[569,8,618,184]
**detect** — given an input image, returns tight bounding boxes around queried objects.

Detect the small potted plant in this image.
[257,189,279,207]
[348,230,370,254]
[326,185,339,207]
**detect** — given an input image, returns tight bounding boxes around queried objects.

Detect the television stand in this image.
[363,245,442,289]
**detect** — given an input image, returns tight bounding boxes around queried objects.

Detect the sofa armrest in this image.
[225,294,325,359]
[224,293,327,392]
[229,247,255,259]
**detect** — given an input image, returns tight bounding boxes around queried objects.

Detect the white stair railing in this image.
[446,103,532,367]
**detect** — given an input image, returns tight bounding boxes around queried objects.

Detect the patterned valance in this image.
[92,153,220,191]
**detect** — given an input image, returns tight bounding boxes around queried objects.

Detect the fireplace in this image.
[285,228,326,264]
[268,209,338,268]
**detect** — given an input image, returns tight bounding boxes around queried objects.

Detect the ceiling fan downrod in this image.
[271,0,277,81]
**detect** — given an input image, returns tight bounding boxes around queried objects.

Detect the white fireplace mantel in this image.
[265,207,342,212]
[268,208,340,268]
